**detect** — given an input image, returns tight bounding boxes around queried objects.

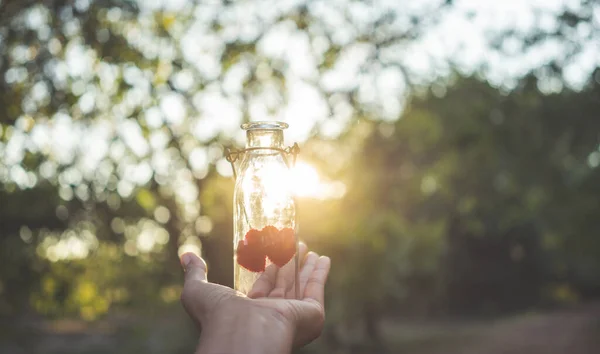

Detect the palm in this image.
[248,243,326,300]
[247,243,330,346]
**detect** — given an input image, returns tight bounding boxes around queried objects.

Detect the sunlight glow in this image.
[245,161,293,219]
[250,160,346,201]
[290,162,321,198]
[289,162,347,200]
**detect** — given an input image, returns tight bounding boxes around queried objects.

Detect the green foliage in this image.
[307,74,600,327]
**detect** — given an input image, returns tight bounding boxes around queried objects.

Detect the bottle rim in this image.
[241,121,289,131]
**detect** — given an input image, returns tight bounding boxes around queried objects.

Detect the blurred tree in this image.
[297,72,600,350]
[0,0,460,318]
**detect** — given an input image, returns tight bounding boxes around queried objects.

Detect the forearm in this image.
[196,306,293,354]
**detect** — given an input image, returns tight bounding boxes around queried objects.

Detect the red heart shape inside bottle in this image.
[236,226,296,272]
[265,227,296,267]
[236,228,266,272]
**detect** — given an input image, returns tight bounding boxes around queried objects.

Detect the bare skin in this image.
[180,243,331,354]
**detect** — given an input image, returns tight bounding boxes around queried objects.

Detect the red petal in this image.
[266,227,296,267]
[236,239,266,272]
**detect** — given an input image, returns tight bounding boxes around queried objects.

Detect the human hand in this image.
[180,243,331,354]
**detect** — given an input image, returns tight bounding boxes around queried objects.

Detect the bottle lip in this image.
[241,121,289,131]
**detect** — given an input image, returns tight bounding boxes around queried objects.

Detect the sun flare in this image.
[289,161,346,200]
[246,160,345,203]
[290,161,322,198]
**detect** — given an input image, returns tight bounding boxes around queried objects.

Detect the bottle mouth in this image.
[241,121,289,131]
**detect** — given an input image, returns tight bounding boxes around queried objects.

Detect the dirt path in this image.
[381,303,600,354]
[459,304,600,354]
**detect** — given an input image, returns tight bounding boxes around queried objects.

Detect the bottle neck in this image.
[246,129,284,149]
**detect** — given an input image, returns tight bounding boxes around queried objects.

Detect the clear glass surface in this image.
[233,122,298,298]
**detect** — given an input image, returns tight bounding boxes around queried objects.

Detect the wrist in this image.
[196,300,294,354]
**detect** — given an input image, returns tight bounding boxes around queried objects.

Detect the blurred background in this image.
[1,0,600,353]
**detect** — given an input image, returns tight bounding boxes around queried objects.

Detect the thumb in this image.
[180,253,232,322]
[181,252,208,282]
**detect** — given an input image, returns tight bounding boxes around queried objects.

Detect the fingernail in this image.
[181,253,193,268]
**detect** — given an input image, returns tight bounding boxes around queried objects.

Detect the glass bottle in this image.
[232,121,298,298]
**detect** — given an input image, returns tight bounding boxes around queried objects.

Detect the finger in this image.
[249,243,308,298]
[303,256,331,306]
[298,252,319,296]
[248,262,278,298]
[298,242,309,263]
[284,245,312,298]
[181,252,207,283]
[271,242,308,299]
[270,258,295,298]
